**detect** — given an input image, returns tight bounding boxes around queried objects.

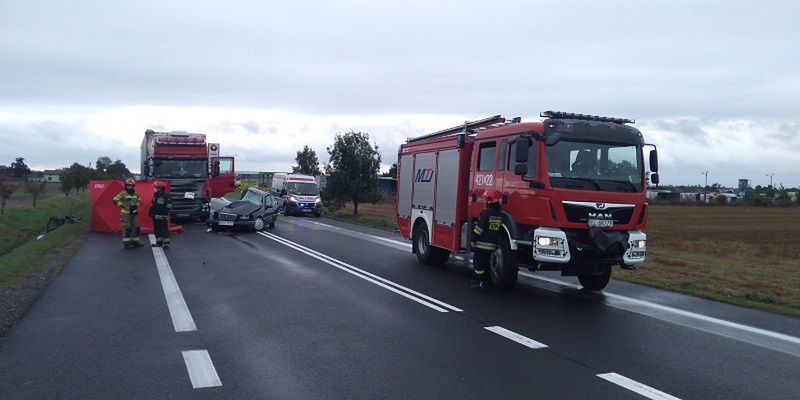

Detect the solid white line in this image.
[518,271,800,347]
[148,234,197,332]
[484,326,548,349]
[286,219,800,352]
[597,372,680,400]
[261,231,462,312]
[257,231,458,313]
[182,350,222,389]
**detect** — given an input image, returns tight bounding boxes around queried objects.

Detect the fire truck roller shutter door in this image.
[412,152,436,211]
[434,149,459,227]
[398,154,414,219]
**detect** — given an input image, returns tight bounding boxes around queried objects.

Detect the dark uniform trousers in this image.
[471,203,504,282]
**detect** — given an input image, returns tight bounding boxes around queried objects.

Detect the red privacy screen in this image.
[90,180,183,235]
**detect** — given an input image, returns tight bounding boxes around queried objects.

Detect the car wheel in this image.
[253,217,266,231]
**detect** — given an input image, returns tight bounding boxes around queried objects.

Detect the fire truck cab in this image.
[397,112,659,290]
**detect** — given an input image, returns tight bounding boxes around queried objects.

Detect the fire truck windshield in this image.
[545,141,643,192]
[153,159,208,179]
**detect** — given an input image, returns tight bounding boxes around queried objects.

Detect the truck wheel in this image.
[413,223,450,265]
[489,235,517,288]
[578,267,612,291]
[253,217,266,231]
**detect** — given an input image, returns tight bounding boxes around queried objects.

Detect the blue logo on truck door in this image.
[415,168,434,183]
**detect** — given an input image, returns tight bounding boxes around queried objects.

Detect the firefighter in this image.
[149,180,173,248]
[113,178,143,249]
[469,189,504,291]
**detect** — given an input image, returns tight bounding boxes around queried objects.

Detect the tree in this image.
[67,163,91,194]
[96,156,113,174]
[382,163,397,179]
[325,131,383,216]
[60,170,74,196]
[0,178,16,215]
[292,146,322,176]
[10,157,31,178]
[106,160,131,179]
[25,181,46,207]
[0,165,8,177]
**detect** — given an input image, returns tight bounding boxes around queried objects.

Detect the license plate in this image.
[219,220,234,226]
[301,209,312,213]
[587,219,614,228]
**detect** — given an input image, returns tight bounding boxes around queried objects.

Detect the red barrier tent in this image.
[90,180,183,234]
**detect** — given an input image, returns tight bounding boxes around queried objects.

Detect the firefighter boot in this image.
[468,276,488,292]
[162,238,170,249]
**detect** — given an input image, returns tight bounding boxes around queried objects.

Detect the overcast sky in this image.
[1,0,798,187]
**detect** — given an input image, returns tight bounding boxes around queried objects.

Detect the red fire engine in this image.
[141,130,236,220]
[396,112,659,290]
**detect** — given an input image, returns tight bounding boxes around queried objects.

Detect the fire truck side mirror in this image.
[649,149,659,172]
[651,173,660,185]
[515,138,530,163]
[513,163,527,176]
[213,160,221,176]
[143,161,150,176]
[456,133,465,149]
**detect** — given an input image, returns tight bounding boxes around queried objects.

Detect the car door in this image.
[264,193,277,219]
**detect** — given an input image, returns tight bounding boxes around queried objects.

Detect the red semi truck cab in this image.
[141,130,236,220]
[397,112,659,290]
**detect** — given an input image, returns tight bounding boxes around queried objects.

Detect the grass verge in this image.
[0,191,90,257]
[324,209,398,231]
[0,192,90,291]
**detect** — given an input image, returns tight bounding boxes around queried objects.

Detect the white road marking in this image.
[597,372,680,400]
[182,350,222,389]
[148,234,197,332]
[257,231,462,313]
[291,221,800,355]
[484,326,548,349]
[281,217,412,250]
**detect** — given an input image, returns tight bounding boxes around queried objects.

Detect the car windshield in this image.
[286,182,320,195]
[153,159,208,179]
[242,190,262,205]
[545,141,643,192]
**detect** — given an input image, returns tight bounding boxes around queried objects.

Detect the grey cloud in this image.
[1,1,799,118]
[241,120,261,134]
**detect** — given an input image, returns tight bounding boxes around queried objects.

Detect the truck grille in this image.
[562,201,635,225]
[219,213,237,221]
[168,179,206,213]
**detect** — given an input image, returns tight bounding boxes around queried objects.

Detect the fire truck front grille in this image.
[562,202,635,225]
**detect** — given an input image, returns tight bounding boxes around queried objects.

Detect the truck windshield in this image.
[286,182,320,195]
[545,141,643,192]
[153,159,208,179]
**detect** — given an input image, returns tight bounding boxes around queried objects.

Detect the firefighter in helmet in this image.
[149,180,173,248]
[469,189,504,291]
[113,178,143,248]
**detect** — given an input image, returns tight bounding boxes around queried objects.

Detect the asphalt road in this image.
[1,216,799,399]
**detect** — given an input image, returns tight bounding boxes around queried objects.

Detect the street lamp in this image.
[701,171,709,190]
[765,173,775,188]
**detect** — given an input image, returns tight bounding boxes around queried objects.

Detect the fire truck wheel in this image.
[489,236,517,288]
[578,267,612,291]
[413,223,450,265]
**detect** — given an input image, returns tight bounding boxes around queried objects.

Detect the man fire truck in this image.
[140,130,236,220]
[396,111,659,291]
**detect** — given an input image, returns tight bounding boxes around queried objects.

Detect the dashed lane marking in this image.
[257,231,462,313]
[597,372,680,400]
[148,234,197,332]
[182,349,222,389]
[484,326,548,349]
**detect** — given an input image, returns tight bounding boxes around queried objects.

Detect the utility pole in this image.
[766,173,774,188]
[701,171,709,190]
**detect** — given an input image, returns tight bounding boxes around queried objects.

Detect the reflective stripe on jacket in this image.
[113,191,141,214]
